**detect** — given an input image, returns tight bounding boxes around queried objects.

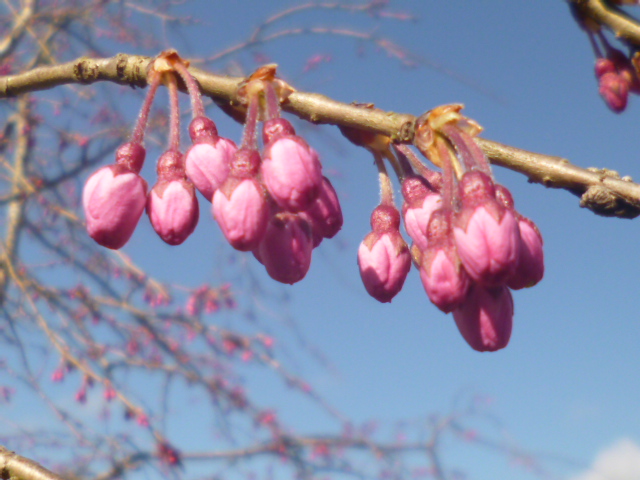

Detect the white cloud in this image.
[571,438,640,480]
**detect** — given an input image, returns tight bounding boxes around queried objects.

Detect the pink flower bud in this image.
[453,171,520,286]
[147,150,199,245]
[147,179,199,245]
[257,213,313,284]
[299,176,343,240]
[595,58,616,79]
[493,184,544,290]
[185,117,237,201]
[212,178,269,251]
[599,72,629,113]
[402,177,442,252]
[507,217,544,290]
[83,164,147,249]
[262,136,323,212]
[453,285,513,352]
[357,205,411,303]
[419,209,470,313]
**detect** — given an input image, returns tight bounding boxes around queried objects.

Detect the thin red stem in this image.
[263,81,281,121]
[173,61,205,119]
[374,152,394,206]
[167,73,181,152]
[131,72,161,145]
[241,94,260,150]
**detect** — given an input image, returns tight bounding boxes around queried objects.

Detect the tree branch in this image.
[2,54,640,218]
[0,446,67,480]
[569,0,640,47]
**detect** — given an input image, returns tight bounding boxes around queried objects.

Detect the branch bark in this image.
[2,54,640,218]
[0,446,67,480]
[569,0,640,46]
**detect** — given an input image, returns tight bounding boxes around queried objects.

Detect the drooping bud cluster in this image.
[210,70,342,284]
[81,54,342,269]
[346,104,544,352]
[570,7,640,112]
[83,51,213,248]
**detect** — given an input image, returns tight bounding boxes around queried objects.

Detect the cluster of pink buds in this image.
[210,66,342,284]
[346,105,544,352]
[82,58,342,285]
[570,5,640,112]
[83,51,207,248]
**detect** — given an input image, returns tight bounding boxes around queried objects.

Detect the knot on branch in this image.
[580,167,640,218]
[73,58,100,84]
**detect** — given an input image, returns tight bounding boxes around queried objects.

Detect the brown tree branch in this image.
[2,54,640,218]
[0,446,67,480]
[570,0,640,46]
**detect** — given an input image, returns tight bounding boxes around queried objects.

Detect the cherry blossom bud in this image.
[419,209,470,313]
[147,150,199,245]
[401,176,442,252]
[213,179,269,252]
[453,171,520,286]
[453,285,513,352]
[494,184,544,290]
[507,217,544,290]
[599,72,629,113]
[357,205,411,303]
[83,164,147,249]
[212,148,269,251]
[299,176,343,241]
[185,117,237,201]
[262,118,296,145]
[148,180,199,246]
[257,213,313,284]
[595,57,617,79]
[262,134,323,212]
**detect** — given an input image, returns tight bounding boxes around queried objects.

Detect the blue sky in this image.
[6,1,640,479]
[129,1,640,478]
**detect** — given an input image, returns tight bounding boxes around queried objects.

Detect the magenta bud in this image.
[262,117,296,145]
[82,165,147,249]
[595,58,616,79]
[507,217,544,290]
[454,171,520,286]
[453,285,514,352]
[212,178,269,251]
[262,136,323,212]
[147,178,199,245]
[115,142,146,173]
[370,204,401,232]
[185,137,237,202]
[420,209,470,313]
[299,176,343,239]
[257,214,313,284]
[189,116,219,142]
[358,206,411,303]
[403,190,442,253]
[599,72,629,113]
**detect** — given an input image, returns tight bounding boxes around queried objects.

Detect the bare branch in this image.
[0,446,67,480]
[2,54,640,218]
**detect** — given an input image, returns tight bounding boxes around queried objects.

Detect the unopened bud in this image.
[83,165,147,249]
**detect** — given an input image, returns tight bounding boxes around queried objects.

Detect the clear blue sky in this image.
[13,1,640,479]
[132,1,640,478]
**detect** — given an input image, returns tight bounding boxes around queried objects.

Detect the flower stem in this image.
[167,73,181,152]
[241,94,260,150]
[131,71,161,145]
[374,152,394,206]
[173,61,205,119]
[263,81,281,121]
